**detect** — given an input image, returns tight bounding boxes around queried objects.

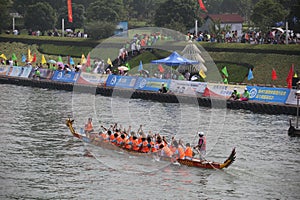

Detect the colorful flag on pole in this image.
[21,54,26,62]
[58,55,63,62]
[198,0,207,12]
[286,64,294,89]
[27,48,32,62]
[86,53,91,66]
[67,0,73,23]
[125,62,131,70]
[41,54,47,64]
[272,68,277,80]
[248,68,254,80]
[294,72,298,78]
[69,56,74,65]
[199,69,206,79]
[31,53,36,63]
[221,66,228,77]
[138,61,143,71]
[0,53,7,60]
[12,53,17,61]
[81,54,86,65]
[158,64,164,73]
[107,58,112,66]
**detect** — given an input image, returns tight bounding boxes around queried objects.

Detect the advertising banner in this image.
[134,77,171,92]
[203,83,245,98]
[77,72,108,85]
[106,75,137,89]
[9,66,32,78]
[51,70,80,83]
[0,65,9,75]
[169,80,207,96]
[39,68,53,79]
[247,86,290,103]
[20,66,32,78]
[285,89,298,105]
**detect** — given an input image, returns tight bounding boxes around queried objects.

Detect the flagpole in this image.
[62,18,64,37]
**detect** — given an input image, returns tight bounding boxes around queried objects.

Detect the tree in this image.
[24,2,57,32]
[57,3,85,31]
[0,0,11,33]
[84,21,116,40]
[251,0,288,32]
[154,0,199,32]
[86,0,126,23]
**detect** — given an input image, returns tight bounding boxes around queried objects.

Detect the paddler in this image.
[194,132,206,160]
[84,118,94,133]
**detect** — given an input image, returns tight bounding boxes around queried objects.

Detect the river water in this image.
[0,84,299,200]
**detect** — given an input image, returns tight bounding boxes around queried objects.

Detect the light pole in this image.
[296,90,300,128]
[9,13,22,31]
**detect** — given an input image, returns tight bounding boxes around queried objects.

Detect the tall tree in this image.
[86,0,125,23]
[24,2,57,32]
[154,0,199,32]
[57,3,85,31]
[251,0,288,32]
[0,0,11,32]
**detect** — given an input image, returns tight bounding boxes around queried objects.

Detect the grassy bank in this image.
[0,39,299,87]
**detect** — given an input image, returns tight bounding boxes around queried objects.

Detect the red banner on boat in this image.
[67,0,73,23]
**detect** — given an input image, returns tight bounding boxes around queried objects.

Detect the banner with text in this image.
[0,65,9,75]
[203,83,245,98]
[51,70,80,83]
[77,72,108,85]
[134,77,171,92]
[9,66,32,78]
[247,86,290,103]
[169,80,207,96]
[106,75,137,89]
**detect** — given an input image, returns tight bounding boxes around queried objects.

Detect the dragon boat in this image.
[66,118,236,169]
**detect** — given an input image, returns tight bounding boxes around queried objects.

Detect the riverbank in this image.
[0,75,296,116]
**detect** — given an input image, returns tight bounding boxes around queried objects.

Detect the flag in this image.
[158,64,164,73]
[41,54,47,64]
[67,0,73,23]
[294,72,298,78]
[27,48,32,62]
[21,54,26,62]
[69,56,74,65]
[86,53,91,66]
[58,55,63,62]
[198,0,207,12]
[286,64,294,89]
[31,53,36,62]
[107,58,112,66]
[81,54,86,65]
[0,53,7,60]
[199,69,206,79]
[272,69,277,80]
[248,68,254,80]
[221,66,228,77]
[12,53,17,61]
[125,62,131,70]
[138,61,143,71]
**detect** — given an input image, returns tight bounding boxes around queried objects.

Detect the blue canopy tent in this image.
[151,51,199,66]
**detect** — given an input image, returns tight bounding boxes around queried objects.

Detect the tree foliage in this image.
[251,0,288,32]
[0,0,11,32]
[84,21,116,40]
[24,2,57,32]
[57,3,85,31]
[154,0,199,31]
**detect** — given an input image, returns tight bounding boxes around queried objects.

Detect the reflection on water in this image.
[0,84,299,199]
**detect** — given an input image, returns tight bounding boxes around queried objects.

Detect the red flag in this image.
[86,53,91,67]
[286,64,294,89]
[198,0,207,12]
[67,0,73,23]
[31,53,36,63]
[158,64,164,73]
[272,69,277,80]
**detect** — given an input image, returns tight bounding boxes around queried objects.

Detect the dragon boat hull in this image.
[66,119,236,169]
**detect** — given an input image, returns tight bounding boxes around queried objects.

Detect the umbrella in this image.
[65,29,73,33]
[118,66,129,71]
[48,59,56,64]
[57,62,64,68]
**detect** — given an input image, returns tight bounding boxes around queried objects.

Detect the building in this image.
[199,14,244,37]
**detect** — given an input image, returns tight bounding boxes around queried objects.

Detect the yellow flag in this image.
[0,53,7,60]
[81,54,86,64]
[199,69,206,79]
[27,48,32,62]
[41,54,47,64]
[107,58,112,66]
[294,73,298,78]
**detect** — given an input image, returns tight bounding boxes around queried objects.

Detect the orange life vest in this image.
[85,122,93,132]
[185,147,193,158]
[132,140,140,151]
[162,146,173,157]
[178,146,185,159]
[140,141,149,153]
